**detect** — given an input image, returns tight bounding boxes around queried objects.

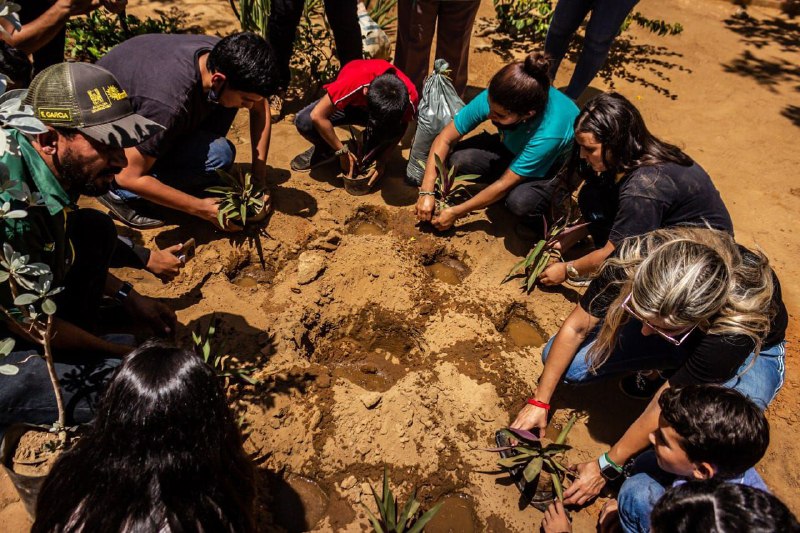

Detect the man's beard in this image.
[55,150,119,197]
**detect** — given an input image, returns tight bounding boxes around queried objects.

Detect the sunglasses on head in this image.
[620,293,697,346]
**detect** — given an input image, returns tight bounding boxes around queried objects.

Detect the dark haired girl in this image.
[537,92,734,287]
[32,342,255,533]
[415,52,579,231]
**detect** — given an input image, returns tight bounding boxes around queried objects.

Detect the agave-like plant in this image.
[205,169,268,228]
[362,466,442,533]
[490,415,577,501]
[191,314,258,385]
[228,0,270,37]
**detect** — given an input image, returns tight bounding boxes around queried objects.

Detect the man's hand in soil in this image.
[415,195,436,222]
[510,403,548,435]
[563,460,606,506]
[146,244,185,282]
[124,291,177,337]
[432,206,459,230]
[339,151,358,179]
[539,261,568,286]
[541,500,572,533]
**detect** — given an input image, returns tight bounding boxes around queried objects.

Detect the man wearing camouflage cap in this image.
[0,62,176,432]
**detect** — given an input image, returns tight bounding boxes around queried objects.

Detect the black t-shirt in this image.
[606,162,734,246]
[97,34,237,159]
[580,247,788,385]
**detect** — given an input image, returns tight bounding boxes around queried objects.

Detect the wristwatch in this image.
[565,262,579,280]
[115,281,134,303]
[598,452,623,481]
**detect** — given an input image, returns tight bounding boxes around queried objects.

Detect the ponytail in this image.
[488,51,551,116]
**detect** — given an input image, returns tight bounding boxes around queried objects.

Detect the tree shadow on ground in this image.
[473,18,689,99]
[722,10,800,127]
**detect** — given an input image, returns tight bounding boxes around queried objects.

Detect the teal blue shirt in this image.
[453,87,579,179]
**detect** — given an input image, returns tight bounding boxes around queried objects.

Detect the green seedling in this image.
[192,315,259,385]
[362,466,442,533]
[206,169,268,228]
[432,154,480,212]
[489,415,577,501]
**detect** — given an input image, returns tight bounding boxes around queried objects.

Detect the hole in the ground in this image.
[308,307,425,391]
[274,474,328,532]
[230,263,278,288]
[497,305,547,348]
[423,250,471,286]
[345,206,389,236]
[426,493,479,533]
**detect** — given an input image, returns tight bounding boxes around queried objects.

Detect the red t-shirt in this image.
[323,59,419,123]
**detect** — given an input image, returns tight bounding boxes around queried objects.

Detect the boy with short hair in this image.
[291,58,419,186]
[541,384,771,533]
[616,384,770,533]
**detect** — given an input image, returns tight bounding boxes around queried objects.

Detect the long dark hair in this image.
[488,51,551,116]
[575,92,692,175]
[33,341,255,533]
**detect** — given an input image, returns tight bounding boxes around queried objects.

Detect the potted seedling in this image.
[503,216,590,293]
[488,415,577,511]
[205,169,270,230]
[362,466,442,533]
[418,154,480,216]
[342,126,395,196]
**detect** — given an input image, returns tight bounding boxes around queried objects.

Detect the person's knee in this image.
[294,106,315,136]
[207,138,236,172]
[505,186,548,218]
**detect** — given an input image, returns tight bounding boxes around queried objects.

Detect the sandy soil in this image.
[2,0,799,531]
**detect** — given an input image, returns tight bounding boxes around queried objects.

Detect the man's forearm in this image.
[313,116,345,152]
[572,242,615,278]
[451,179,511,217]
[3,2,71,54]
[250,101,271,180]
[51,317,130,357]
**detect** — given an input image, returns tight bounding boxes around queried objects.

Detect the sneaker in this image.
[290,146,336,172]
[269,92,285,121]
[97,193,164,229]
[619,371,667,400]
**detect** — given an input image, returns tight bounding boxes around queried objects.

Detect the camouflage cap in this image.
[23,62,164,148]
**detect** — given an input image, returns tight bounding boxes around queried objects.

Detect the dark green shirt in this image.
[0,129,75,315]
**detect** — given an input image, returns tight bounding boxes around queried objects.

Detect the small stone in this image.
[435,440,446,452]
[341,475,357,490]
[297,251,326,285]
[391,356,400,365]
[310,410,323,429]
[360,392,382,409]
[357,441,372,455]
[315,242,339,252]
[316,374,331,388]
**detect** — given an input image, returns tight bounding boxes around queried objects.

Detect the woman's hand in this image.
[415,195,436,222]
[539,261,568,286]
[432,206,459,230]
[541,500,572,533]
[563,459,606,506]
[510,403,549,434]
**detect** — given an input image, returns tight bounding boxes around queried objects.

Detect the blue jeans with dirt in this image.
[541,319,786,410]
[616,450,769,533]
[111,130,236,201]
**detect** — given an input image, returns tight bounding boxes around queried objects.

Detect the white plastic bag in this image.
[358,2,391,60]
[406,59,465,185]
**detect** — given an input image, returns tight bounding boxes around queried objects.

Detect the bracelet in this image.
[334,145,350,156]
[527,398,551,410]
[418,191,436,197]
[603,452,623,473]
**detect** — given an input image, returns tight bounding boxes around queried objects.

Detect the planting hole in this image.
[350,221,386,236]
[228,262,278,288]
[345,206,390,236]
[504,317,546,348]
[426,493,479,533]
[425,257,470,285]
[274,475,328,533]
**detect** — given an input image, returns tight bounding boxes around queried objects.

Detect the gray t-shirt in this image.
[98,34,237,159]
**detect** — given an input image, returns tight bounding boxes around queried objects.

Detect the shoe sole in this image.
[291,154,338,173]
[97,197,165,230]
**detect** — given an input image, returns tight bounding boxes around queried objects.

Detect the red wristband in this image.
[527,398,551,410]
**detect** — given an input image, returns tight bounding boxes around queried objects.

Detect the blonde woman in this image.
[511,227,787,506]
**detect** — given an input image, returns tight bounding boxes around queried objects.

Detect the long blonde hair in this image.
[587,227,775,371]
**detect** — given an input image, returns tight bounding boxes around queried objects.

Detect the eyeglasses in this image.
[620,294,697,346]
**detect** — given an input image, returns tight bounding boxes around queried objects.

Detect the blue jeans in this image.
[544,0,640,99]
[617,451,769,533]
[541,320,786,410]
[112,130,236,201]
[0,334,134,439]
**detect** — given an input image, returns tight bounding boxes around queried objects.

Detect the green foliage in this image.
[290,0,340,95]
[191,315,259,385]
[431,154,480,212]
[493,415,577,501]
[503,216,563,292]
[626,12,683,36]
[0,336,17,375]
[65,8,198,63]
[364,0,398,32]
[205,169,268,228]
[229,0,271,36]
[362,466,442,533]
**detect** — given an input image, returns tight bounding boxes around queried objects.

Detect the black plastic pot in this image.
[0,423,50,519]
[343,174,372,196]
